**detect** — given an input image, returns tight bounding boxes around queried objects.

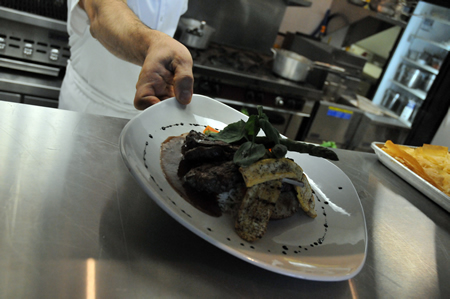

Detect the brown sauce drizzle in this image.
[160,136,222,217]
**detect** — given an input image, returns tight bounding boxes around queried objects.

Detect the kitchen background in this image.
[0,0,449,150]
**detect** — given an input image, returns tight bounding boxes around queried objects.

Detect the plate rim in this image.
[119,95,368,281]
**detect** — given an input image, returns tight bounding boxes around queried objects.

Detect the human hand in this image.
[134,32,194,110]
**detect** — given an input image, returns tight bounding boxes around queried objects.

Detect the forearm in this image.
[80,0,159,66]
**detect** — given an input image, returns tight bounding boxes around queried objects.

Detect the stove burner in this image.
[188,48,203,61]
[208,54,245,71]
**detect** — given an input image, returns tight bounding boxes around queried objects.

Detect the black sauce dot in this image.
[145,165,148,169]
[149,134,153,138]
[207,228,212,232]
[240,243,245,246]
[282,251,287,255]
[304,248,308,251]
[250,246,255,249]
[294,251,298,254]
[310,244,314,247]
[172,201,176,205]
[314,242,318,246]
[324,201,329,205]
[338,187,343,190]
[324,224,328,228]
[323,213,327,216]
[282,245,288,250]
[268,250,271,252]
[159,188,163,191]
[321,207,325,209]
[227,238,231,241]
[162,127,166,130]
[180,123,184,126]
[145,141,149,145]
[298,246,302,248]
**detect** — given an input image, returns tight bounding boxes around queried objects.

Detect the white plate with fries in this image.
[371,142,450,212]
[120,95,367,281]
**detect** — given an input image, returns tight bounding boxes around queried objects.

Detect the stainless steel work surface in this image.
[0,102,449,298]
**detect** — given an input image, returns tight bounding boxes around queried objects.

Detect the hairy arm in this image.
[79,0,193,108]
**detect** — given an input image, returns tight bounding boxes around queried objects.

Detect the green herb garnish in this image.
[208,106,338,166]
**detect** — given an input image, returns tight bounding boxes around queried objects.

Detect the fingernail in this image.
[180,90,192,104]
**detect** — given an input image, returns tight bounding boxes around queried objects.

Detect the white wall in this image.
[279,0,333,35]
[431,107,450,147]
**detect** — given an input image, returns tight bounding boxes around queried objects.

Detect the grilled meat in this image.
[184,161,245,194]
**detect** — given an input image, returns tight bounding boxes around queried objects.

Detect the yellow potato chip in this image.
[382,140,450,196]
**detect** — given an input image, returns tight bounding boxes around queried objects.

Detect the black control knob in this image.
[286,99,296,109]
[275,96,284,107]
[245,90,255,101]
[213,83,221,96]
[199,80,211,93]
[295,99,305,110]
[255,92,264,103]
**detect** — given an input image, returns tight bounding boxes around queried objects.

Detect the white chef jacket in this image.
[59,0,188,119]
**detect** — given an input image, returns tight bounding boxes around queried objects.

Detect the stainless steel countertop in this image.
[0,101,449,299]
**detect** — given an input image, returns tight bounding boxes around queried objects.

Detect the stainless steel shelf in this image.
[401,56,439,75]
[391,79,427,100]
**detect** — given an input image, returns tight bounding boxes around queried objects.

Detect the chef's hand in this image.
[134,33,194,110]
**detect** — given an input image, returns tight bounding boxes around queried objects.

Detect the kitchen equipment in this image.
[431,57,443,69]
[401,67,423,88]
[271,48,345,82]
[303,100,364,149]
[421,73,436,92]
[178,18,215,49]
[395,63,408,82]
[381,89,401,109]
[348,113,410,152]
[0,7,69,107]
[189,44,319,140]
[407,49,420,60]
[388,93,408,115]
[400,98,417,121]
[417,51,431,65]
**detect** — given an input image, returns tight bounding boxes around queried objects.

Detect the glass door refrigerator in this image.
[372,0,450,145]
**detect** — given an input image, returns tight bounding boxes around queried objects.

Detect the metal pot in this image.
[178,18,216,49]
[271,49,345,82]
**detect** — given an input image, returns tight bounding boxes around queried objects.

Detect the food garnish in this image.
[206,106,339,166]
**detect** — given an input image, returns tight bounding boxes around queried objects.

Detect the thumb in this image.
[173,66,194,105]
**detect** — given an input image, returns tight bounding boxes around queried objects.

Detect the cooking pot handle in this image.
[313,61,345,73]
[270,48,277,58]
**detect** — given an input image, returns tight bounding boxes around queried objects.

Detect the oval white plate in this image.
[119,95,367,281]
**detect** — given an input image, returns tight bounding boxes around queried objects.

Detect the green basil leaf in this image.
[257,106,269,121]
[244,115,260,139]
[233,141,266,166]
[209,120,246,143]
[259,118,280,144]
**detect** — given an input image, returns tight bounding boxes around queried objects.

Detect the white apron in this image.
[59,0,188,119]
